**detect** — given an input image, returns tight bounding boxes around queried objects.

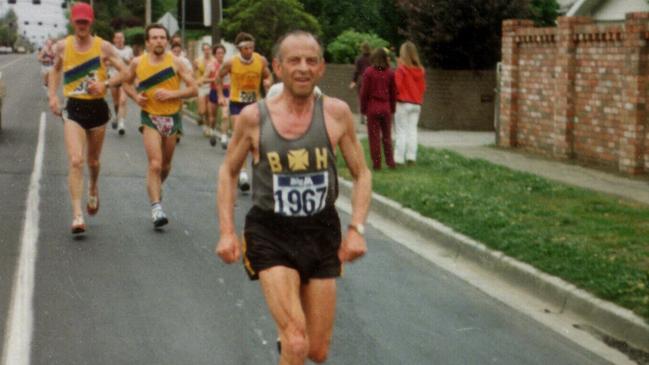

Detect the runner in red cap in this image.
[48,2,129,234]
[70,2,94,22]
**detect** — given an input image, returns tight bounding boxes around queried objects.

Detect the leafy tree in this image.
[396,0,559,69]
[397,0,534,69]
[0,10,18,47]
[530,0,560,26]
[220,0,321,58]
[123,26,145,45]
[326,30,389,63]
[300,0,402,49]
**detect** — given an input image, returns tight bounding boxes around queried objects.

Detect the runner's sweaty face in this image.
[73,20,91,38]
[113,32,125,48]
[238,43,254,60]
[275,35,324,98]
[214,47,225,63]
[146,28,168,56]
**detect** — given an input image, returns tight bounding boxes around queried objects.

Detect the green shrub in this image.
[123,26,145,47]
[326,29,389,64]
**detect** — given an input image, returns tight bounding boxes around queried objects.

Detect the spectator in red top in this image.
[394,41,426,165]
[361,47,396,170]
[349,42,372,124]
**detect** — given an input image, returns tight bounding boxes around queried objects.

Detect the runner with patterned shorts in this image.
[122,24,198,228]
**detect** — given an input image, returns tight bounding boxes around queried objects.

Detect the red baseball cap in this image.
[70,2,94,23]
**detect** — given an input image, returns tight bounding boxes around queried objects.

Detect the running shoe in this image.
[152,205,168,227]
[209,135,217,147]
[87,194,99,216]
[238,171,250,192]
[117,119,125,136]
[111,116,118,129]
[220,134,228,150]
[71,215,86,234]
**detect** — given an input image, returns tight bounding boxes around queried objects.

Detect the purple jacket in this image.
[360,66,396,116]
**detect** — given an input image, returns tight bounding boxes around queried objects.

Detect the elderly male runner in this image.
[215,31,371,364]
[48,2,128,234]
[217,32,272,192]
[108,31,134,135]
[122,24,197,228]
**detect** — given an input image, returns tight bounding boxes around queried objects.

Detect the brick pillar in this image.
[620,12,649,174]
[498,19,534,147]
[553,16,591,158]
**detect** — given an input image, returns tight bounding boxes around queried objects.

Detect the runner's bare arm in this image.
[215,104,260,263]
[170,56,198,99]
[216,60,231,106]
[261,57,273,92]
[328,98,371,262]
[121,57,147,107]
[47,39,65,116]
[100,41,128,89]
[202,63,216,85]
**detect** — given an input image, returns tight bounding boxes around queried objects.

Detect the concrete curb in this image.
[338,178,649,353]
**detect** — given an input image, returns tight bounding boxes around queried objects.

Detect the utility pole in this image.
[145,0,152,25]
[181,0,186,45]
[211,0,221,45]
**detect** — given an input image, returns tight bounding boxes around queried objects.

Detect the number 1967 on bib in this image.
[273,171,328,217]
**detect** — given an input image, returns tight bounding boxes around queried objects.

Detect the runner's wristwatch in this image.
[348,223,365,236]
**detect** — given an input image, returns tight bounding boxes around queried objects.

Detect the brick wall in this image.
[499,13,649,175]
[319,64,496,130]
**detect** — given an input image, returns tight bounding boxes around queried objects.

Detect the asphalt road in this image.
[0,54,611,364]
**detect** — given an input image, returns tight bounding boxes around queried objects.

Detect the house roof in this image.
[558,0,579,14]
[567,0,604,16]
[567,0,649,20]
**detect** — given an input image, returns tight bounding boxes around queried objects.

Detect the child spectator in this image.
[361,47,396,170]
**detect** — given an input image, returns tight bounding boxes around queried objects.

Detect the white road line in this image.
[1,112,46,365]
[0,55,30,71]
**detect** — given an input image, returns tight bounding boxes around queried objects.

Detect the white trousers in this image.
[393,102,421,163]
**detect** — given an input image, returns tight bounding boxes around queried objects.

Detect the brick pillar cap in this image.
[558,16,592,25]
[502,19,535,32]
[626,12,649,20]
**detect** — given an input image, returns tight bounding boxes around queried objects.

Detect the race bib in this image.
[150,115,174,136]
[239,90,257,103]
[273,171,328,217]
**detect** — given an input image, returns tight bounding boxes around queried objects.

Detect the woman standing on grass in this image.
[394,41,426,165]
[361,47,396,170]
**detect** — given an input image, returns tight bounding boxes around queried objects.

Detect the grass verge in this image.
[337,141,649,322]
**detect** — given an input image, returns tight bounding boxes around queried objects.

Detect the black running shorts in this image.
[64,98,110,130]
[243,205,342,283]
